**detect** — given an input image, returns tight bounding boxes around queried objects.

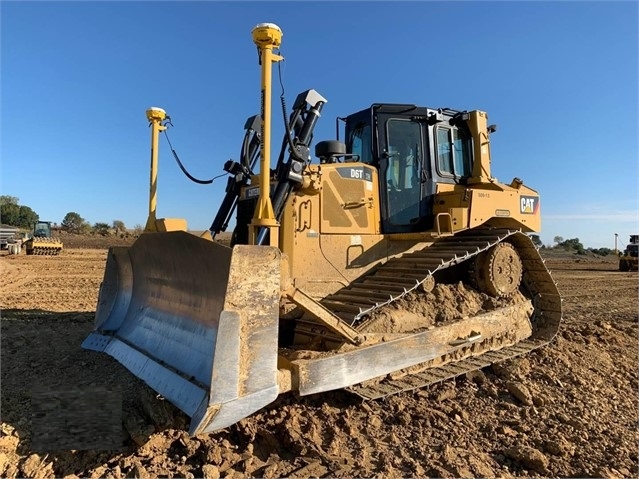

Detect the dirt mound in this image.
[56,231,232,250]
[56,231,136,250]
[361,281,527,333]
[0,250,637,478]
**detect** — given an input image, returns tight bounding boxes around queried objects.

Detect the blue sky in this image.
[2,1,637,248]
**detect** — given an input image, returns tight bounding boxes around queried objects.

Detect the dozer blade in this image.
[82,231,281,435]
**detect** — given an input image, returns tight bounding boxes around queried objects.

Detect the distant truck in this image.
[619,235,638,271]
[0,225,19,250]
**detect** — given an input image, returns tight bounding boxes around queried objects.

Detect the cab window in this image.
[437,127,472,177]
[385,119,422,225]
[349,122,374,164]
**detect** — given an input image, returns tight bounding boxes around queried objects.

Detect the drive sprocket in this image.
[474,241,522,297]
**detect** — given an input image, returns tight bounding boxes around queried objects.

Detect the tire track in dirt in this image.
[0,256,35,298]
[0,249,106,312]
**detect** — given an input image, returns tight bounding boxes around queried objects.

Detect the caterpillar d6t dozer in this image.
[83,23,561,435]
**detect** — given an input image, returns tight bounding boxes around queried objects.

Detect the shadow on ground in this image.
[0,309,192,476]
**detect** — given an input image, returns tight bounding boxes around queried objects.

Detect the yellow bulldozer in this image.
[83,23,561,435]
[24,221,63,255]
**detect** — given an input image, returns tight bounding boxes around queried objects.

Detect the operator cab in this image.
[342,104,474,234]
[33,221,52,238]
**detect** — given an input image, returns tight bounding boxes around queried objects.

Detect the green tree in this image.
[0,203,19,226]
[589,247,613,257]
[62,212,86,234]
[529,234,543,248]
[133,224,144,236]
[1,203,38,228]
[558,237,585,254]
[553,236,564,246]
[93,222,110,236]
[18,206,39,228]
[0,195,19,206]
[112,220,126,234]
[0,196,39,228]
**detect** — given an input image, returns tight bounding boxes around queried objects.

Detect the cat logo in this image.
[520,195,539,214]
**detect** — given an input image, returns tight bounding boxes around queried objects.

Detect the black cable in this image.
[163,129,226,185]
[277,60,305,162]
[277,54,285,94]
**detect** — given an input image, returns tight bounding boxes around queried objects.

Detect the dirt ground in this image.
[0,237,637,479]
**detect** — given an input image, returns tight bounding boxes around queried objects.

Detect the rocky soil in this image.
[0,238,637,478]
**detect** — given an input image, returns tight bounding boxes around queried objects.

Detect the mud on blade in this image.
[82,232,281,435]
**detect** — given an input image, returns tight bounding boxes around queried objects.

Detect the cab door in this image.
[377,116,434,233]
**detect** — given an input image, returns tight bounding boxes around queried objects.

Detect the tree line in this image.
[1,195,619,254]
[59,212,141,237]
[529,234,614,256]
[0,196,140,236]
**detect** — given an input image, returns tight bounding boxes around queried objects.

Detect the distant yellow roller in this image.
[24,221,63,255]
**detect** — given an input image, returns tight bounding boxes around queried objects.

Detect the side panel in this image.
[432,184,541,233]
[469,187,541,232]
[432,185,471,233]
[320,163,380,235]
[279,167,427,299]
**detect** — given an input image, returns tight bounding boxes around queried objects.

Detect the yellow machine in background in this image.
[83,23,561,435]
[619,234,638,271]
[24,221,63,255]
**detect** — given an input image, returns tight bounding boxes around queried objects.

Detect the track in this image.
[318,228,562,398]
